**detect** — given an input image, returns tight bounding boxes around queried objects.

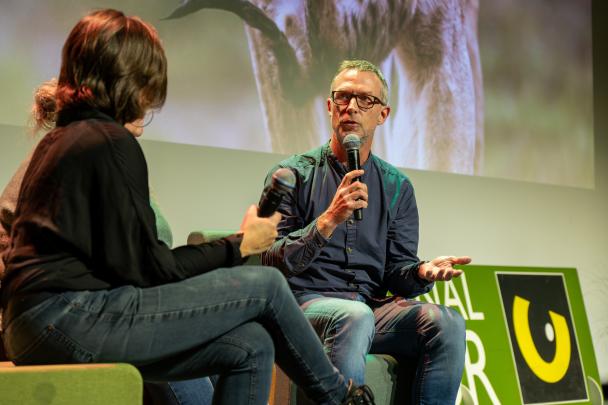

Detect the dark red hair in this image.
[56,9,167,124]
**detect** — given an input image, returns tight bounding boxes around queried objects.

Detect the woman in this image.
[0,79,215,405]
[0,9,373,405]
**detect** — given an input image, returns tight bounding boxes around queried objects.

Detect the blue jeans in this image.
[2,266,348,405]
[144,378,214,405]
[297,293,466,405]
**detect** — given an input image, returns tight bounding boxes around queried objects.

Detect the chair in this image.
[273,354,412,405]
[0,361,143,404]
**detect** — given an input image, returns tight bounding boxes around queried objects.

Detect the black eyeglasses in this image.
[331,91,385,111]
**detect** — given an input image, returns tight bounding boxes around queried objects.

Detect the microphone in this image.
[343,134,363,221]
[258,168,296,217]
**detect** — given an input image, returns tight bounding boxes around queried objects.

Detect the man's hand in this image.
[418,256,472,282]
[239,205,281,257]
[317,169,367,238]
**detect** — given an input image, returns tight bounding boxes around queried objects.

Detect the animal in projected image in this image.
[168,0,483,174]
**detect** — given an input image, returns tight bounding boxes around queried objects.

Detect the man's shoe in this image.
[342,382,375,405]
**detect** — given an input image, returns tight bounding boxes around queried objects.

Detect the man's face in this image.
[327,69,390,148]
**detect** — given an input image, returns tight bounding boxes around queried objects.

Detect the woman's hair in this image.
[56,9,167,124]
[30,78,58,132]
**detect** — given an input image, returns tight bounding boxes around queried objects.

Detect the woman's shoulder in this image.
[50,117,137,162]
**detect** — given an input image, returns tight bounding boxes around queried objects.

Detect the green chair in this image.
[0,361,143,404]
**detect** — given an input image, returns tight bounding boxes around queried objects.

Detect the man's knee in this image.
[335,302,376,349]
[418,304,466,349]
[441,306,466,338]
[338,301,375,329]
[305,299,375,341]
[418,304,465,332]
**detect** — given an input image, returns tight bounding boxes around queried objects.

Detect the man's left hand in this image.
[418,256,472,282]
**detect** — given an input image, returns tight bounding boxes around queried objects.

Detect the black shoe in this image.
[342,382,375,405]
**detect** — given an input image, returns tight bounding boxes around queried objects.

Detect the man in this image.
[262,59,470,404]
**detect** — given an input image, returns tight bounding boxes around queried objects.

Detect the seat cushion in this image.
[0,362,143,405]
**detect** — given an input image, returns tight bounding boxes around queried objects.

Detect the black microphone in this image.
[343,134,363,221]
[258,168,296,217]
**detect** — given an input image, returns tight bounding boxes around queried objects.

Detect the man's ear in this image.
[377,106,391,125]
[327,98,332,116]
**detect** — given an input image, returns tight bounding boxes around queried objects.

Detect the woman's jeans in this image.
[297,293,466,405]
[145,378,214,405]
[2,266,348,405]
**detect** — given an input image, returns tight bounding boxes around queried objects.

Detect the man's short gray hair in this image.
[330,59,389,104]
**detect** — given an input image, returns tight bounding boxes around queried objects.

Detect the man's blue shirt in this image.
[262,143,432,301]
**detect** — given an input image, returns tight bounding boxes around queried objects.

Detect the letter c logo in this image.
[512,295,571,383]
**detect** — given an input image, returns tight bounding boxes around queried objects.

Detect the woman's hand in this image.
[239,205,281,257]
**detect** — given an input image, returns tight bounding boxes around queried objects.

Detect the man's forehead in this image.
[333,69,382,93]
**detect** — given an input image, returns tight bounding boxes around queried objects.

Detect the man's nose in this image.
[345,96,359,112]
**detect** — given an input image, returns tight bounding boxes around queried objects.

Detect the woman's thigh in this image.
[4,265,285,366]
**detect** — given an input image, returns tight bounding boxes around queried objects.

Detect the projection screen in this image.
[0,0,593,188]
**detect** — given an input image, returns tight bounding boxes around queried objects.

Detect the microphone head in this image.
[342,134,361,151]
[271,168,296,194]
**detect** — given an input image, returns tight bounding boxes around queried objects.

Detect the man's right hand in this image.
[317,169,367,238]
[239,205,281,257]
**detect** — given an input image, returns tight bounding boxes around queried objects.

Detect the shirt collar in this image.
[325,141,373,175]
[56,107,117,128]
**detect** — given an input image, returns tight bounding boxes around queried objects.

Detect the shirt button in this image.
[346,247,352,254]
[347,219,354,225]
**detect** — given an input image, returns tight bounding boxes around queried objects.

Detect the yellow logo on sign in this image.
[512,295,571,383]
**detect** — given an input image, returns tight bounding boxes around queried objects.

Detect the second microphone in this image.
[258,168,296,217]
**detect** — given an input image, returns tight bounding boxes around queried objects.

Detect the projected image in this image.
[479,1,593,188]
[167,0,484,176]
[0,0,593,187]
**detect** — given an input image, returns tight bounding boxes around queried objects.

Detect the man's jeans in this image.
[2,266,348,405]
[297,293,466,405]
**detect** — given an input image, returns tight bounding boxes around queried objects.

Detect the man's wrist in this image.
[316,212,337,239]
[416,260,429,281]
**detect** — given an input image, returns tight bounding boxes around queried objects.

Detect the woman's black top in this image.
[0,108,243,309]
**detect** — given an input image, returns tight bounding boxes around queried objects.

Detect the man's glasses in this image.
[331,91,385,111]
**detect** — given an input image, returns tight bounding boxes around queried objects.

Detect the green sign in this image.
[419,265,602,405]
